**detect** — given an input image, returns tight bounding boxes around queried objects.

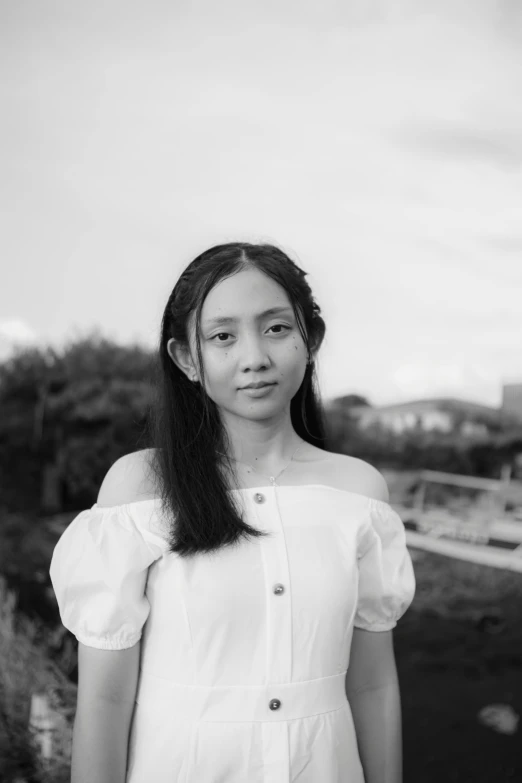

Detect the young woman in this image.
[50,242,416,783]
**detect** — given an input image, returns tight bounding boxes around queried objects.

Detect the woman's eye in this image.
[211,325,291,342]
[212,333,232,342]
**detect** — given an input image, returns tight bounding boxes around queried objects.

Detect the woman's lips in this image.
[240,384,277,397]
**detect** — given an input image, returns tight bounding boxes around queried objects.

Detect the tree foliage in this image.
[0,331,154,513]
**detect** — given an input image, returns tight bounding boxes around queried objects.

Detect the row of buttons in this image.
[254,495,285,593]
[253,492,283,710]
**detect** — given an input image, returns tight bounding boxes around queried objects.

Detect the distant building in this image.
[502,383,522,423]
[329,397,502,438]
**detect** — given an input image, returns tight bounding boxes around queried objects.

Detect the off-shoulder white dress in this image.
[49,478,416,783]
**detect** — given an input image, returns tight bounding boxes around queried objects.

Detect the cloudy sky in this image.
[1,0,521,407]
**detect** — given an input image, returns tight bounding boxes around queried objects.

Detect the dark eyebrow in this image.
[203,306,294,328]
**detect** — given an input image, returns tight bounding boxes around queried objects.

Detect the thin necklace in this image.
[216,441,305,487]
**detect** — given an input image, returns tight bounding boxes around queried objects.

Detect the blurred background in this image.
[1,1,522,781]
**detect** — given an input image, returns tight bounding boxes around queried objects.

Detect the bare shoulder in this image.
[97,448,159,507]
[330,452,390,503]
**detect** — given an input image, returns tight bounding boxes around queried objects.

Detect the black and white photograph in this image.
[1,2,521,781]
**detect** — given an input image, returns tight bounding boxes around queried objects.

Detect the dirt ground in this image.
[394,548,522,783]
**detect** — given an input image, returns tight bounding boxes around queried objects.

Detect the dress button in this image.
[269,699,281,710]
[253,493,265,504]
[273,583,285,595]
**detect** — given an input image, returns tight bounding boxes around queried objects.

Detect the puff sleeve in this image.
[354,498,416,632]
[49,502,169,650]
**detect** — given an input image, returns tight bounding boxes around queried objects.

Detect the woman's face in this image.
[188,267,309,420]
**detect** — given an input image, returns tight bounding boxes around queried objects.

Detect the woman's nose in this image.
[239,338,271,368]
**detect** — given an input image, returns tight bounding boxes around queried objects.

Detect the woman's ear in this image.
[167,338,199,383]
[309,334,323,362]
[310,320,325,360]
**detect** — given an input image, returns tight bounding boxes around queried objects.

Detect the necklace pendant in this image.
[269,476,277,486]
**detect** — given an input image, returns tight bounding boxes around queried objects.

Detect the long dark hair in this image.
[143,242,327,558]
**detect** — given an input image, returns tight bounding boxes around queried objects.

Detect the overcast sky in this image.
[1,0,521,407]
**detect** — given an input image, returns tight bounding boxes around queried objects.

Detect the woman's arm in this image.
[345,628,403,783]
[71,456,148,782]
[71,642,140,783]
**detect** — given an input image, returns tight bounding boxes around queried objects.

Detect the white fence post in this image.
[28,692,55,761]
